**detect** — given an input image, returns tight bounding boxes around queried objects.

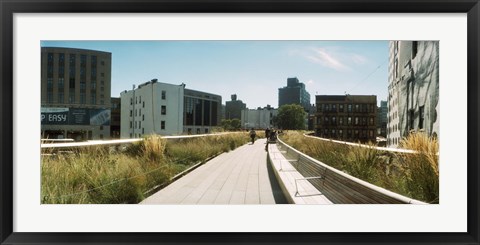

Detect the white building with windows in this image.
[241,105,278,130]
[120,79,184,138]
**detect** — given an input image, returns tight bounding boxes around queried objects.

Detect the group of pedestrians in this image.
[248,127,278,145]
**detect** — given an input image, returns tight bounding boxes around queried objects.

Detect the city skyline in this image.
[41,40,389,108]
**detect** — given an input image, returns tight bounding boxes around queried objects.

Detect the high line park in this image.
[41,131,437,204]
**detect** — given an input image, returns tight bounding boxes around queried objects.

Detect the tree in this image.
[275,104,307,130]
[230,118,241,130]
[220,118,242,131]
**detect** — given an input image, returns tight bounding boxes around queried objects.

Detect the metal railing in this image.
[41,132,238,149]
[303,134,418,154]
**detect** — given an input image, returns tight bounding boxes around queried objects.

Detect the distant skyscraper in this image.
[278,77,311,111]
[387,41,439,147]
[225,94,246,120]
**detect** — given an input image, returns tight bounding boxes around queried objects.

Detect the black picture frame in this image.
[1,0,479,244]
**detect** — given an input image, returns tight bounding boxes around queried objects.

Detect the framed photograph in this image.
[1,0,479,244]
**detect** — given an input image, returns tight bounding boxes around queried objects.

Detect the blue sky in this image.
[41,41,389,108]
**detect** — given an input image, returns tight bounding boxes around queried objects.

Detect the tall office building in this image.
[41,47,112,140]
[387,41,439,147]
[278,77,311,111]
[315,95,377,143]
[225,94,246,120]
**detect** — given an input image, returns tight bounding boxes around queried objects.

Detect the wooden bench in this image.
[275,138,426,204]
[267,143,333,204]
[272,140,426,204]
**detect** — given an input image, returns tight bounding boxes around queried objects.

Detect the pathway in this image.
[141,139,287,204]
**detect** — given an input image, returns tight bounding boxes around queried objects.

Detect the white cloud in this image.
[351,54,368,65]
[290,47,369,72]
[306,48,349,71]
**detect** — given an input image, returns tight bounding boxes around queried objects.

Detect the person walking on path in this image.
[249,128,256,144]
[264,128,271,144]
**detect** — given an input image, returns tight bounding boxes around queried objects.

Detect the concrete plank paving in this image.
[141,139,287,205]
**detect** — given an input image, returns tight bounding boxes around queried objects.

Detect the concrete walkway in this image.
[141,139,287,204]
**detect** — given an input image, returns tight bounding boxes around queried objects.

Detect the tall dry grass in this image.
[399,132,439,203]
[41,133,250,204]
[280,131,439,203]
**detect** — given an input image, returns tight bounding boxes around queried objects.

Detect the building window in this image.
[332,117,336,125]
[355,117,359,125]
[130,110,132,117]
[409,109,415,130]
[369,117,374,126]
[394,58,399,78]
[419,106,425,129]
[130,98,133,105]
[161,90,166,100]
[161,105,166,115]
[90,93,96,104]
[339,117,343,125]
[69,91,75,104]
[80,93,86,104]
[412,41,418,59]
[58,92,64,103]
[161,121,165,130]
[139,121,141,129]
[348,117,352,125]
[47,91,54,103]
[135,121,137,128]
[130,121,132,128]
[332,104,336,112]
[205,128,209,133]
[143,101,145,108]
[339,104,344,112]
[348,104,352,112]
[142,115,144,121]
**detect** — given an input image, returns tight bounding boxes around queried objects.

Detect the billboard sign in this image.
[41,107,69,125]
[41,107,111,126]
